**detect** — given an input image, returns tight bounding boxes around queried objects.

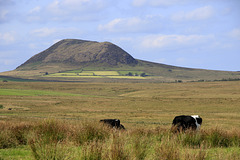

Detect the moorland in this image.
[0,39,240,159]
[0,80,240,159]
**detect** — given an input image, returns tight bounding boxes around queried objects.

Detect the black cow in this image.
[172,115,202,132]
[100,119,125,130]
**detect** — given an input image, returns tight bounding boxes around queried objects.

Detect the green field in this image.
[0,76,37,82]
[0,88,89,96]
[0,81,240,159]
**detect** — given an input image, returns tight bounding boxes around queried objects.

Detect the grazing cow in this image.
[100,119,125,130]
[172,115,202,132]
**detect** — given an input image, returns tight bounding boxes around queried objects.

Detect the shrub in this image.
[0,122,31,149]
[140,73,146,77]
[28,119,76,160]
[11,124,31,146]
[132,135,149,160]
[109,133,129,160]
[179,131,203,147]
[0,130,18,149]
[154,138,180,160]
[0,105,3,109]
[31,119,69,144]
[126,72,133,76]
[203,128,240,147]
[72,121,110,146]
[129,128,155,159]
[29,139,74,160]
[183,146,208,160]
[81,140,103,160]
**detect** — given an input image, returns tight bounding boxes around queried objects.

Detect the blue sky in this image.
[0,0,239,72]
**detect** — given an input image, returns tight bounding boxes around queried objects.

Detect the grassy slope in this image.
[1,60,240,82]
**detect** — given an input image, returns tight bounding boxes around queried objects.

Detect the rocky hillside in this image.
[17,39,138,69]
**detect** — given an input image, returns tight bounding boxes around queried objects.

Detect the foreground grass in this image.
[0,81,240,159]
[0,119,240,160]
[0,146,32,160]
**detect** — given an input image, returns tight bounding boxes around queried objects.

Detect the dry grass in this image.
[1,81,240,129]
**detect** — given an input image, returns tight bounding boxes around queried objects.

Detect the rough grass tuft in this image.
[0,120,239,160]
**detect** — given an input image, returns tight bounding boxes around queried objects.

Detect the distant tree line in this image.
[174,78,240,83]
[175,80,183,83]
[189,78,240,83]
[213,78,240,82]
[125,72,147,77]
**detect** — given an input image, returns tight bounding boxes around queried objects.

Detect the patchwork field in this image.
[44,70,148,79]
[0,81,240,159]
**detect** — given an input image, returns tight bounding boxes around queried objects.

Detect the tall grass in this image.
[27,119,111,160]
[0,119,239,160]
[0,122,31,149]
[81,140,103,160]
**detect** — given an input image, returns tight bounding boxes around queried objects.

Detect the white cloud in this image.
[141,34,214,49]
[229,28,240,40]
[98,18,121,32]
[31,28,56,37]
[0,0,14,23]
[28,43,37,49]
[99,17,148,32]
[98,15,164,33]
[29,6,41,13]
[28,0,110,22]
[47,0,65,15]
[0,32,15,44]
[172,6,214,21]
[150,0,186,7]
[132,0,187,7]
[0,10,8,21]
[30,27,83,39]
[26,6,42,22]
[61,0,92,9]
[132,0,146,7]
[47,0,107,15]
[0,0,14,6]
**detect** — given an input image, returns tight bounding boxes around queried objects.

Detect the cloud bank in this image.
[0,0,239,72]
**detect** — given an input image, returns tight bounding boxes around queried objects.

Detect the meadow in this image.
[0,81,240,159]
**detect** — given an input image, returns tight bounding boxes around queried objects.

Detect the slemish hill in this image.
[1,39,240,82]
[18,39,138,68]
